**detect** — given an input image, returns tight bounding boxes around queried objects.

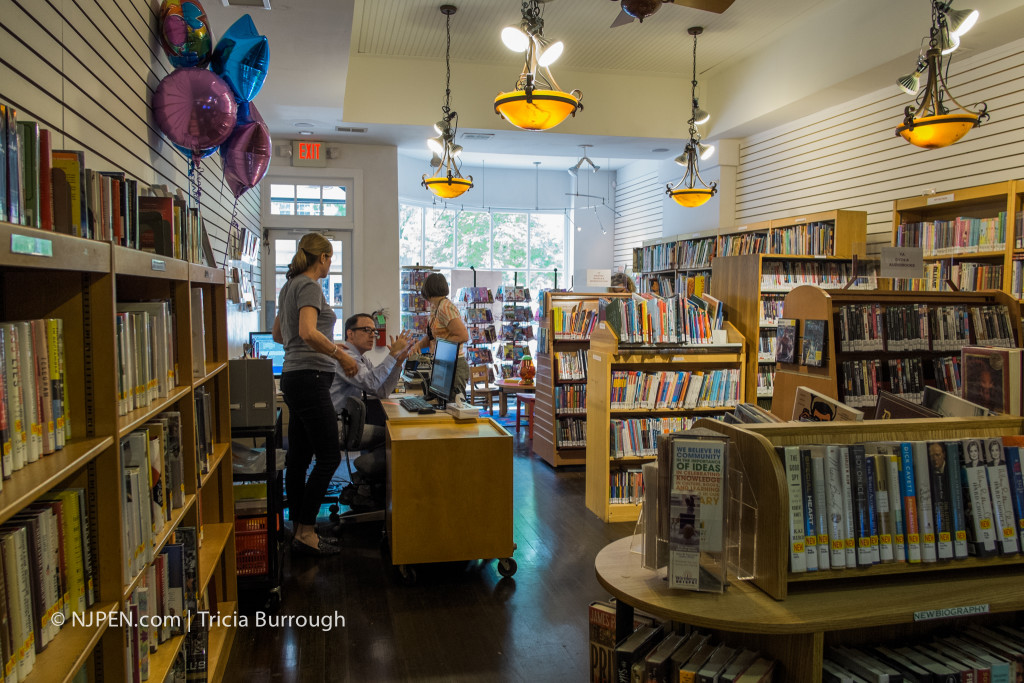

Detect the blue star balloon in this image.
[211,15,270,103]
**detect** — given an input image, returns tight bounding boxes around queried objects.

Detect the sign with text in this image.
[587,269,612,287]
[880,246,924,279]
[291,140,328,167]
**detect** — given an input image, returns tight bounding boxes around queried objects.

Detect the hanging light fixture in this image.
[422,5,473,200]
[494,0,582,131]
[895,0,987,149]
[666,26,716,208]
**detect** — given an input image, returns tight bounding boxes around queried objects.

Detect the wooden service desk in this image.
[596,536,1024,682]
[383,399,514,569]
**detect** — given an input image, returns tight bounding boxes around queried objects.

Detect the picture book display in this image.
[775,318,797,364]
[801,319,826,367]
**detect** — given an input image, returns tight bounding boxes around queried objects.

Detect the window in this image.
[270,183,347,216]
[269,233,349,339]
[398,203,568,288]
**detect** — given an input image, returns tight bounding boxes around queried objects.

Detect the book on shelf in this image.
[16,120,39,230]
[588,600,658,683]
[783,446,809,573]
[961,346,1022,416]
[922,386,994,418]
[613,624,664,683]
[644,632,688,683]
[792,386,864,422]
[4,105,21,227]
[873,390,940,419]
[983,436,1019,554]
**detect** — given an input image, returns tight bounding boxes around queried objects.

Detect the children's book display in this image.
[495,284,533,378]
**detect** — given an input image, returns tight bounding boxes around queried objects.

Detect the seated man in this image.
[330,313,415,479]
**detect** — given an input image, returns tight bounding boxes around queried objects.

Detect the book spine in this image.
[961,440,998,555]
[1004,446,1024,550]
[14,323,41,463]
[899,443,922,563]
[784,446,807,573]
[839,446,858,567]
[848,445,873,566]
[870,455,895,563]
[29,320,54,456]
[824,445,847,568]
[945,441,969,559]
[927,442,955,560]
[799,448,819,571]
[0,325,25,474]
[912,442,938,562]
[985,439,1019,554]
[810,449,832,570]
[863,455,881,564]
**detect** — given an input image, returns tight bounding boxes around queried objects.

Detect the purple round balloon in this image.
[220,103,271,199]
[153,68,238,152]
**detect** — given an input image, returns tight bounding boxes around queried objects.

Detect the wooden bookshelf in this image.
[891,180,1018,296]
[584,320,746,522]
[771,285,1023,420]
[534,292,630,467]
[0,221,237,681]
[693,415,1024,602]
[632,228,718,296]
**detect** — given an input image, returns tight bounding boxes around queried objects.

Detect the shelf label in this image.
[926,193,955,205]
[592,354,601,361]
[735,225,748,231]
[151,259,166,271]
[587,269,611,287]
[880,246,924,279]
[10,234,53,257]
[913,604,989,622]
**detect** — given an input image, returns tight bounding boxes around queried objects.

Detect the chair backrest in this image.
[470,364,490,387]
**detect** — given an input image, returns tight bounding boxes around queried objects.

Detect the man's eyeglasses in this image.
[352,326,379,336]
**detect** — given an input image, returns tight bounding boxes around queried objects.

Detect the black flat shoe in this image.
[291,538,341,556]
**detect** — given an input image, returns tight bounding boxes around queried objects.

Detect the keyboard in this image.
[399,396,435,413]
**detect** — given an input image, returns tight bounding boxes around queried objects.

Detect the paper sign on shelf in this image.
[587,269,612,287]
[880,246,924,279]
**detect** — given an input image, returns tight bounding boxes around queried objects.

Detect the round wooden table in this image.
[494,378,534,417]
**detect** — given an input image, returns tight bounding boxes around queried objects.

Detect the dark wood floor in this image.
[223,429,636,682]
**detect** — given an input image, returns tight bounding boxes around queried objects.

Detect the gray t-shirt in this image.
[278,274,337,373]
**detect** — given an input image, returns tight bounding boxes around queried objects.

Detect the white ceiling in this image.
[204,0,1024,170]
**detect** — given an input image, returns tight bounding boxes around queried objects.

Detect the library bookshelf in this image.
[891,180,1021,296]
[0,221,236,682]
[771,285,1023,421]
[632,228,718,297]
[534,292,629,468]
[618,415,1024,682]
[584,320,746,522]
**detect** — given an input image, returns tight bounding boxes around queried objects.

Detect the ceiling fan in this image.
[610,0,735,28]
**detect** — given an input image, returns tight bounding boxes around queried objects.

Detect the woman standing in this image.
[411,272,470,399]
[273,233,358,556]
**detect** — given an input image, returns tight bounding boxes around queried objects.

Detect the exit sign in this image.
[291,140,328,167]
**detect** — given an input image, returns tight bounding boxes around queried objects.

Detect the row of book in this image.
[640,273,680,297]
[400,313,430,335]
[464,307,494,323]
[783,435,1024,574]
[757,330,777,362]
[494,286,531,302]
[454,286,493,304]
[768,221,836,256]
[0,319,70,477]
[468,324,497,343]
[1010,256,1024,299]
[553,384,586,414]
[634,235,716,272]
[837,303,1016,352]
[823,624,1024,682]
[500,323,534,341]
[756,366,774,397]
[894,213,1007,255]
[758,293,786,325]
[555,416,585,448]
[610,416,704,459]
[603,292,725,345]
[609,468,644,504]
[839,357,926,408]
[0,487,95,681]
[896,261,1005,294]
[465,347,493,365]
[718,232,768,256]
[549,303,600,340]
[496,343,529,361]
[400,292,430,313]
[0,103,211,263]
[554,349,588,381]
[399,268,434,291]
[676,272,709,300]
[116,301,178,417]
[760,260,877,291]
[609,368,742,411]
[590,607,777,683]
[500,305,533,322]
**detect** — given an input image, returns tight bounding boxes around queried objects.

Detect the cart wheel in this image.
[265,588,282,613]
[398,564,418,585]
[497,557,517,578]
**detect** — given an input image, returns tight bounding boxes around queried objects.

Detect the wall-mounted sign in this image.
[291,140,327,167]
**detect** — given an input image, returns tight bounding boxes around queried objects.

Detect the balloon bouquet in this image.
[152,1,271,259]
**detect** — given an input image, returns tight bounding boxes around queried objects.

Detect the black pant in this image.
[281,369,340,526]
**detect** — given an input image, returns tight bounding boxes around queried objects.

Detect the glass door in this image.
[264,228,353,339]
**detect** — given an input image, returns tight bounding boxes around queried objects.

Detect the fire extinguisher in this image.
[372,310,387,347]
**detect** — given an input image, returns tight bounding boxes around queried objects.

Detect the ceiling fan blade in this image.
[610,9,636,28]
[665,0,735,14]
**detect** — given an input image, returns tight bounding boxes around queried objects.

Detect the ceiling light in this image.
[422,5,474,199]
[895,0,988,149]
[667,27,717,208]
[567,144,599,175]
[945,6,978,36]
[897,61,925,96]
[692,106,710,126]
[494,0,582,131]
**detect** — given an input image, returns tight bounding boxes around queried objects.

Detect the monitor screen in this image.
[427,338,460,404]
[249,332,285,377]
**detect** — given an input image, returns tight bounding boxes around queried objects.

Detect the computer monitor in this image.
[427,338,460,406]
[248,331,285,377]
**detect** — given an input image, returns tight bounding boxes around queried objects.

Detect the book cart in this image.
[533,291,630,467]
[710,210,869,413]
[0,222,237,682]
[595,415,1024,683]
[771,285,1023,420]
[584,320,746,523]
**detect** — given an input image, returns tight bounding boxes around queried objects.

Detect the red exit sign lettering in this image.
[291,140,328,167]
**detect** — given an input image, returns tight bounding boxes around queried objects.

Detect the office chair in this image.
[327,396,385,527]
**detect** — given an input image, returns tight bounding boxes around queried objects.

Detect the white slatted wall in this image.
[735,38,1024,254]
[613,168,662,270]
[0,0,261,285]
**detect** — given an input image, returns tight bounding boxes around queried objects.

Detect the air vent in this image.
[335,126,368,134]
[462,132,494,140]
